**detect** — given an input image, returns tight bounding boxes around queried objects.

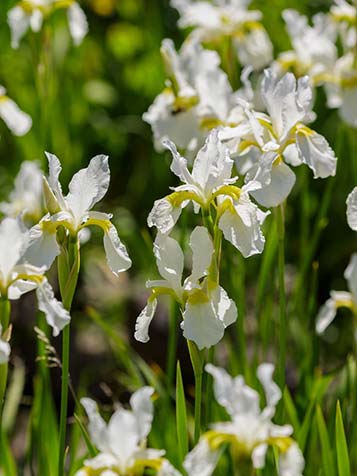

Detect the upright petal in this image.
[36,279,71,336]
[67,3,88,46]
[189,226,214,283]
[130,386,154,440]
[135,298,158,343]
[296,130,337,179]
[0,218,27,283]
[81,397,109,453]
[7,6,30,49]
[66,155,110,226]
[107,408,140,466]
[257,363,281,408]
[347,187,357,231]
[45,152,67,209]
[163,139,194,185]
[103,224,132,276]
[154,234,184,296]
[0,97,32,136]
[183,438,220,476]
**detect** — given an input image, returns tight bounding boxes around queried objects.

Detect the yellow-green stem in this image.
[276,204,286,393]
[58,237,80,476]
[188,340,203,443]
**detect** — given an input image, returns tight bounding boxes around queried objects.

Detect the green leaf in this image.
[335,401,351,476]
[316,405,335,476]
[283,387,300,433]
[176,361,188,464]
[73,413,97,458]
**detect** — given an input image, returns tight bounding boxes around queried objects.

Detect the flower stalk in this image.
[0,298,10,419]
[188,340,204,443]
[276,204,287,393]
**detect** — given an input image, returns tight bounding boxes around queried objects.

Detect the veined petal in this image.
[103,224,132,276]
[257,363,281,408]
[135,298,157,343]
[249,161,296,208]
[154,234,184,295]
[148,198,182,234]
[345,253,357,297]
[183,438,220,476]
[163,139,194,185]
[347,187,357,231]
[81,397,109,453]
[0,97,32,136]
[66,155,110,226]
[278,443,305,476]
[130,386,154,441]
[296,130,337,179]
[36,279,71,336]
[182,299,225,349]
[211,285,237,328]
[189,226,214,283]
[67,3,88,46]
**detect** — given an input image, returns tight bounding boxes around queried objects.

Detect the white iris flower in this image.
[76,387,181,476]
[0,217,70,336]
[347,187,357,231]
[184,363,304,476]
[0,161,44,224]
[135,226,237,349]
[26,153,132,276]
[8,0,88,49]
[148,130,267,257]
[0,86,32,136]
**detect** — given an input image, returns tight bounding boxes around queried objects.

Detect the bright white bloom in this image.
[316,253,357,334]
[148,130,267,257]
[228,69,337,207]
[76,387,181,476]
[171,0,273,70]
[275,10,337,81]
[347,187,357,231]
[135,227,237,349]
[0,86,32,136]
[0,325,10,364]
[26,153,131,276]
[184,363,304,476]
[0,217,70,336]
[330,0,356,52]
[143,38,242,157]
[0,161,43,224]
[8,0,88,49]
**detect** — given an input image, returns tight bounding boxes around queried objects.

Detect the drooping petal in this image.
[182,299,225,349]
[211,285,237,328]
[316,297,338,334]
[8,279,38,300]
[296,130,337,179]
[0,97,32,136]
[103,224,132,276]
[0,326,10,364]
[23,222,60,270]
[278,443,305,476]
[66,155,110,226]
[81,397,109,453]
[345,253,357,297]
[147,198,182,234]
[252,443,268,469]
[36,279,71,336]
[248,161,296,208]
[346,187,357,231]
[130,386,154,441]
[183,438,220,476]
[135,298,158,343]
[189,226,214,283]
[67,3,88,46]
[219,194,265,257]
[257,363,281,408]
[154,234,184,296]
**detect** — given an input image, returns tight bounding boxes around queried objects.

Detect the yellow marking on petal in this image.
[200,117,224,130]
[212,185,241,202]
[267,436,295,453]
[0,96,8,103]
[295,123,314,136]
[239,139,260,152]
[341,73,357,88]
[80,218,111,233]
[173,94,199,113]
[216,198,236,219]
[131,457,164,472]
[167,191,204,208]
[334,298,355,310]
[187,288,210,305]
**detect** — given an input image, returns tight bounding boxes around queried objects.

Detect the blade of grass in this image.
[176,361,188,464]
[316,405,336,476]
[335,401,351,476]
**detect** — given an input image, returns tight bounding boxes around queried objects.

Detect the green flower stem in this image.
[276,204,286,392]
[188,340,203,444]
[166,300,179,386]
[203,347,215,429]
[58,236,80,476]
[0,299,10,419]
